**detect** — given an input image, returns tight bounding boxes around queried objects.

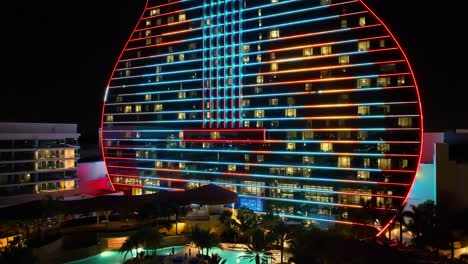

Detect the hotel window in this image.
[286,168,294,176]
[256,75,264,84]
[257,155,264,163]
[145,19,151,26]
[241,181,264,196]
[357,78,371,88]
[270,53,276,60]
[302,130,314,139]
[150,8,160,16]
[155,37,162,44]
[380,63,396,73]
[271,62,278,71]
[341,19,347,28]
[145,94,151,101]
[156,66,161,73]
[124,70,131,77]
[244,121,250,127]
[242,99,250,106]
[167,55,174,63]
[258,9,262,16]
[156,18,162,25]
[398,117,413,127]
[287,97,295,105]
[377,77,391,87]
[303,156,314,164]
[400,159,409,169]
[338,55,349,65]
[135,105,142,112]
[320,70,332,78]
[116,96,123,103]
[145,30,151,37]
[255,110,265,118]
[167,16,174,24]
[377,143,390,152]
[320,142,333,152]
[271,0,278,2]
[338,156,351,168]
[154,104,163,111]
[256,54,262,62]
[155,161,163,168]
[178,92,186,99]
[378,158,391,169]
[269,29,280,39]
[379,39,386,48]
[305,83,312,91]
[256,121,263,128]
[358,130,368,140]
[359,16,366,26]
[242,45,250,52]
[179,162,185,169]
[397,76,406,85]
[269,98,279,106]
[178,113,186,120]
[303,47,313,56]
[358,40,370,51]
[179,13,186,21]
[228,164,236,172]
[243,56,250,63]
[358,106,370,115]
[320,0,331,5]
[211,132,220,140]
[357,170,370,180]
[244,154,250,162]
[124,105,132,113]
[363,158,370,168]
[255,87,263,94]
[285,108,296,117]
[106,115,113,122]
[188,43,196,50]
[321,45,332,55]
[145,38,152,45]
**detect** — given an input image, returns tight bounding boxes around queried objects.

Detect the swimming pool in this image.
[65,245,267,264]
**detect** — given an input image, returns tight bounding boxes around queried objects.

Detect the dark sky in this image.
[2,1,467,143]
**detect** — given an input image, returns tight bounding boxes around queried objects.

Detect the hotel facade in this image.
[101,0,423,228]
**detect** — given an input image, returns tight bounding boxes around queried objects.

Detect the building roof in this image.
[0,184,237,220]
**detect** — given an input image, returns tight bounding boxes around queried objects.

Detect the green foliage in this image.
[240,229,273,264]
[189,225,219,256]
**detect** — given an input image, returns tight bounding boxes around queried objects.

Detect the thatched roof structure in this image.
[0,184,237,220]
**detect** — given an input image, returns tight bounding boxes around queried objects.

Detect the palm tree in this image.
[268,219,289,264]
[119,237,137,261]
[402,200,437,248]
[240,229,273,264]
[205,253,227,264]
[189,225,219,256]
[232,207,259,242]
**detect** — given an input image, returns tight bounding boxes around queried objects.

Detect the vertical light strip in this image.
[238,0,243,127]
[202,0,207,128]
[230,0,236,127]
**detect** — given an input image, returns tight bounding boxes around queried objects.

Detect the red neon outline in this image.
[100,0,151,192]
[357,0,424,236]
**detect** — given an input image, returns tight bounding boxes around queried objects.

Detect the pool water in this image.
[66,245,267,264]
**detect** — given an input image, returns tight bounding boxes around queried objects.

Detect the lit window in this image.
[377,143,390,152]
[379,39,385,48]
[271,0,278,2]
[154,104,163,111]
[179,162,185,169]
[124,105,132,113]
[397,76,406,85]
[256,75,264,84]
[243,56,250,63]
[150,8,160,16]
[145,94,151,101]
[242,100,250,106]
[179,54,185,61]
[145,30,151,37]
[285,108,296,117]
[363,158,371,168]
[302,131,314,140]
[377,77,391,87]
[167,16,174,24]
[338,157,351,168]
[341,19,347,28]
[303,47,313,56]
[178,92,186,99]
[254,110,265,118]
[145,19,151,26]
[124,70,131,77]
[178,113,186,120]
[211,132,220,140]
[255,87,262,94]
[286,142,296,150]
[135,105,142,112]
[320,142,333,152]
[145,39,152,45]
[269,98,278,106]
[155,161,162,168]
[156,66,161,73]
[305,83,312,91]
[357,171,370,180]
[242,45,250,52]
[228,164,236,172]
[357,78,371,88]
[106,115,113,122]
[320,45,332,55]
[269,29,280,39]
[398,117,413,127]
[287,97,295,105]
[320,0,331,5]
[358,40,370,51]
[358,131,368,140]
[378,158,391,169]
[256,121,263,128]
[338,55,349,65]
[271,63,278,71]
[244,121,250,127]
[257,155,264,162]
[167,55,174,63]
[358,106,370,115]
[155,37,162,44]
[256,54,262,62]
[359,16,366,26]
[400,159,409,169]
[179,13,186,21]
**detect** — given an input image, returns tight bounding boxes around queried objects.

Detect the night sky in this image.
[2,1,467,143]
